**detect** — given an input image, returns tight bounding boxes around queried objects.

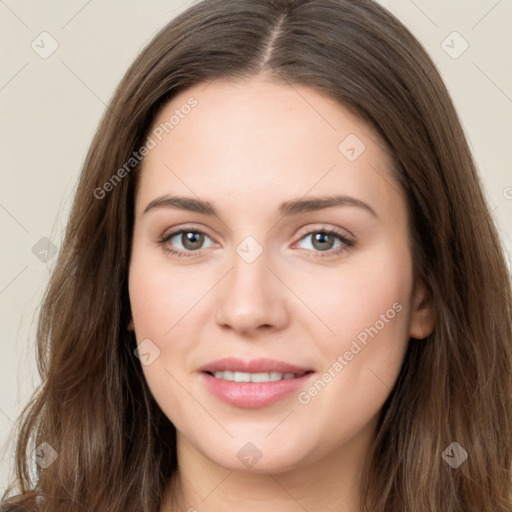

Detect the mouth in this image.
[197,357,316,408]
[204,370,314,383]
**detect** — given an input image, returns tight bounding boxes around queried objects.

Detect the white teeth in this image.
[250,372,272,382]
[212,371,300,382]
[234,371,251,382]
[214,370,233,380]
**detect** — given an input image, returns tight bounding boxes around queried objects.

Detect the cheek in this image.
[331,268,410,357]
[128,243,210,342]
[299,244,413,424]
[128,253,205,431]
[128,245,217,414]
[301,238,412,350]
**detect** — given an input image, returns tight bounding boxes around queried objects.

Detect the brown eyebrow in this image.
[143,194,378,219]
[279,195,378,218]
[143,195,216,216]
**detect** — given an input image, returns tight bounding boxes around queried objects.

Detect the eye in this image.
[294,228,354,257]
[158,228,215,257]
[157,226,354,259]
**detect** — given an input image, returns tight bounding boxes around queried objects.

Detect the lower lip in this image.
[200,372,315,408]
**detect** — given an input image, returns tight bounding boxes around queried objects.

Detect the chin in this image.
[198,435,312,474]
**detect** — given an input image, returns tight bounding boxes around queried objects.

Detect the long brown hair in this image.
[2,0,511,510]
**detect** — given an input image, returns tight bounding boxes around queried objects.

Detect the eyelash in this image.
[157,226,355,259]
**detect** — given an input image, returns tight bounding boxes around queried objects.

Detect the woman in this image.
[2,0,511,510]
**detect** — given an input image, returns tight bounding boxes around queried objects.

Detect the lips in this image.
[197,357,313,374]
[197,357,316,408]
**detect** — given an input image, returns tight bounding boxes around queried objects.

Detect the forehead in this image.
[135,76,402,222]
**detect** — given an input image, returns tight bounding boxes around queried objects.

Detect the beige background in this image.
[1,0,511,490]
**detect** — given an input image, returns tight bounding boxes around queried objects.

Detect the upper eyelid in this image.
[295,224,353,240]
[161,223,351,237]
[161,224,216,239]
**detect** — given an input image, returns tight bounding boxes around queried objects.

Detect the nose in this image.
[214,245,290,336]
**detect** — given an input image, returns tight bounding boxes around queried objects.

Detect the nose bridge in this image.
[228,239,272,305]
[215,236,287,333]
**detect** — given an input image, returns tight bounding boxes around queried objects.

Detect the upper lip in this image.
[198,357,314,374]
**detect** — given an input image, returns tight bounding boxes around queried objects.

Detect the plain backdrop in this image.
[1,0,511,490]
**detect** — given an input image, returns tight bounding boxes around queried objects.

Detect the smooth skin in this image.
[128,75,435,512]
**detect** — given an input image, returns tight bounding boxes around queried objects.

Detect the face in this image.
[128,76,434,473]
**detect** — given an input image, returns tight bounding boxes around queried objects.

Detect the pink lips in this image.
[197,357,312,375]
[197,357,315,408]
